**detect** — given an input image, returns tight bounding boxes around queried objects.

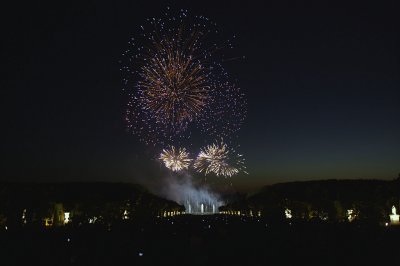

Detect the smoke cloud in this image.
[156,173,222,213]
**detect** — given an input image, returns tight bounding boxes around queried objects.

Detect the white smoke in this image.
[160,173,223,213]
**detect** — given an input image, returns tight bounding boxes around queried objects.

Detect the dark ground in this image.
[0,215,398,266]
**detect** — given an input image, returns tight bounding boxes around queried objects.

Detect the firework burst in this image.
[160,146,192,172]
[194,141,246,177]
[121,8,246,146]
[138,32,210,128]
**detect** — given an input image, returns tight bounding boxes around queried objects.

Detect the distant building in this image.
[389,206,399,225]
[43,203,71,227]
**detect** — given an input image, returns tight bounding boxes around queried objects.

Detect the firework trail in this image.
[160,146,192,172]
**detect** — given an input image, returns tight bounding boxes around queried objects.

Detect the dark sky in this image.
[1,0,399,192]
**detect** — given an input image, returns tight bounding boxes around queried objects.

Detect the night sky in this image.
[1,1,399,192]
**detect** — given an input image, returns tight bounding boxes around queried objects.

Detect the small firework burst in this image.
[160,146,192,172]
[194,141,246,177]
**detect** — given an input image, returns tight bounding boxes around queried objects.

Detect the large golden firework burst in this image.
[138,30,211,128]
[122,9,247,155]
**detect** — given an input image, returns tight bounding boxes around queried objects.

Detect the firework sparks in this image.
[200,82,247,139]
[194,141,246,177]
[160,146,192,172]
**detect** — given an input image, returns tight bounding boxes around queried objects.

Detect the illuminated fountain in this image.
[185,198,220,214]
[389,206,399,225]
[161,174,223,215]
